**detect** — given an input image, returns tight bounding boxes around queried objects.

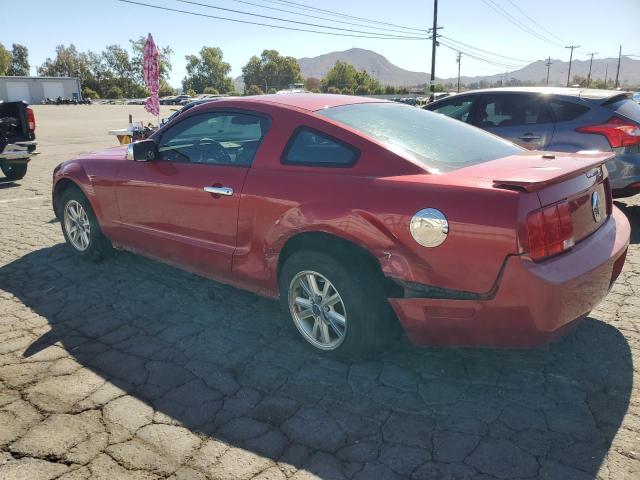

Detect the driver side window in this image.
[158,112,267,166]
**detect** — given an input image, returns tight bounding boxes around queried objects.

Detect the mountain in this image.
[297,48,430,87]
[439,57,640,88]
[233,49,640,91]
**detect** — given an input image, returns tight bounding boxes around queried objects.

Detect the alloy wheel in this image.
[288,270,347,350]
[63,200,91,251]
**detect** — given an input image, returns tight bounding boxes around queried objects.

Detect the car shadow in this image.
[0,178,19,189]
[615,200,640,245]
[1,244,633,479]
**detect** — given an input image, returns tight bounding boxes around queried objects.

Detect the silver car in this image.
[425,87,640,197]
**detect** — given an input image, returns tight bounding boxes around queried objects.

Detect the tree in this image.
[241,50,302,92]
[82,87,100,99]
[0,43,10,76]
[186,88,197,97]
[203,86,219,94]
[384,85,397,94]
[159,84,176,96]
[182,47,233,94]
[7,44,29,76]
[322,61,380,94]
[322,61,358,92]
[246,85,264,95]
[304,77,321,91]
[38,44,84,77]
[106,86,124,99]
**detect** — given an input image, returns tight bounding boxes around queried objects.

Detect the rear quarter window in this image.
[282,128,358,167]
[605,97,640,123]
[549,100,590,122]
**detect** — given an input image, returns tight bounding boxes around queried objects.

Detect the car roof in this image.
[451,86,628,100]
[215,93,386,112]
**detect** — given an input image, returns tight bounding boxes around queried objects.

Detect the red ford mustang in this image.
[52,94,630,358]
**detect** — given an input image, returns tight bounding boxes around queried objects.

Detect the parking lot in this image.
[0,104,638,479]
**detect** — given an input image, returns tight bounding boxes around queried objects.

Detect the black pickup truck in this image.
[0,101,37,180]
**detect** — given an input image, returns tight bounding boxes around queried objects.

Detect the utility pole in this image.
[586,52,597,87]
[428,0,440,102]
[545,57,552,85]
[456,51,462,93]
[615,45,622,88]
[604,64,609,88]
[565,45,579,87]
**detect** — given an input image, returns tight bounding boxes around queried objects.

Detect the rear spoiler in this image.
[492,152,614,192]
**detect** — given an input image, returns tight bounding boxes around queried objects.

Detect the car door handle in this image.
[204,186,234,196]
[518,133,542,141]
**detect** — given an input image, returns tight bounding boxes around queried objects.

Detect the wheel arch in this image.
[53,178,85,219]
[276,231,402,298]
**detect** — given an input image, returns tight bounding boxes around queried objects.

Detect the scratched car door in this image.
[115,111,268,281]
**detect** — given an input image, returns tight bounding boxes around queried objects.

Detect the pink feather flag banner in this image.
[142,33,160,118]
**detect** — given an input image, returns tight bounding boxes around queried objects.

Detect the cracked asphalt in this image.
[0,105,639,480]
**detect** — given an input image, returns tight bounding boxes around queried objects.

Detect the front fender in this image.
[52,161,101,219]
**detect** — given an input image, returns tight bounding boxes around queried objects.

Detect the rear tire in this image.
[60,187,112,261]
[1,163,28,180]
[279,250,399,360]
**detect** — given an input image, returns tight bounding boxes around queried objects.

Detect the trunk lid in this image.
[453,150,613,248]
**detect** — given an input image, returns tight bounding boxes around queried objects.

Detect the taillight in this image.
[576,116,640,148]
[26,107,36,132]
[523,201,574,261]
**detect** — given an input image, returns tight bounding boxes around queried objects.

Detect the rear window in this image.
[317,102,522,173]
[549,100,590,122]
[606,97,640,123]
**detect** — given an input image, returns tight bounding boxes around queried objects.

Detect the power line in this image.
[116,0,428,40]
[259,0,427,33]
[175,0,428,38]
[481,0,564,47]
[505,0,566,44]
[222,0,424,35]
[440,35,533,63]
[438,40,524,69]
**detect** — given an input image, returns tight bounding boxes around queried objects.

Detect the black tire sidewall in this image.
[1,163,28,180]
[280,250,395,359]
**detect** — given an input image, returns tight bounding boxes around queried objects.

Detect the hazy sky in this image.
[2,0,639,86]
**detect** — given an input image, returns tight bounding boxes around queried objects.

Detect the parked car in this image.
[168,94,192,105]
[159,96,176,105]
[633,92,640,104]
[425,87,640,197]
[0,101,37,180]
[52,94,630,358]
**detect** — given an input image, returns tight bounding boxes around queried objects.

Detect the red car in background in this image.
[52,94,630,358]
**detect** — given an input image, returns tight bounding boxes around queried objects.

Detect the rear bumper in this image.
[389,206,630,348]
[0,141,37,162]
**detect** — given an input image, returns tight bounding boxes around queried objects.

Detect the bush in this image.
[106,86,124,99]
[355,85,370,95]
[310,88,321,93]
[246,85,264,95]
[186,88,197,97]
[82,87,99,99]
[340,87,354,95]
[267,87,277,94]
[203,87,219,95]
[384,85,396,94]
[327,86,340,94]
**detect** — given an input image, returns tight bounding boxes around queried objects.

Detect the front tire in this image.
[279,250,399,359]
[1,163,28,180]
[60,188,111,261]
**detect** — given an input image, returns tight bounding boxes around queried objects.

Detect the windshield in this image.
[317,102,523,173]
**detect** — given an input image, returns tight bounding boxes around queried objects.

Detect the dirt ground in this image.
[0,104,638,479]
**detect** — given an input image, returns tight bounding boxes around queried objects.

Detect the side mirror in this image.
[126,139,157,162]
